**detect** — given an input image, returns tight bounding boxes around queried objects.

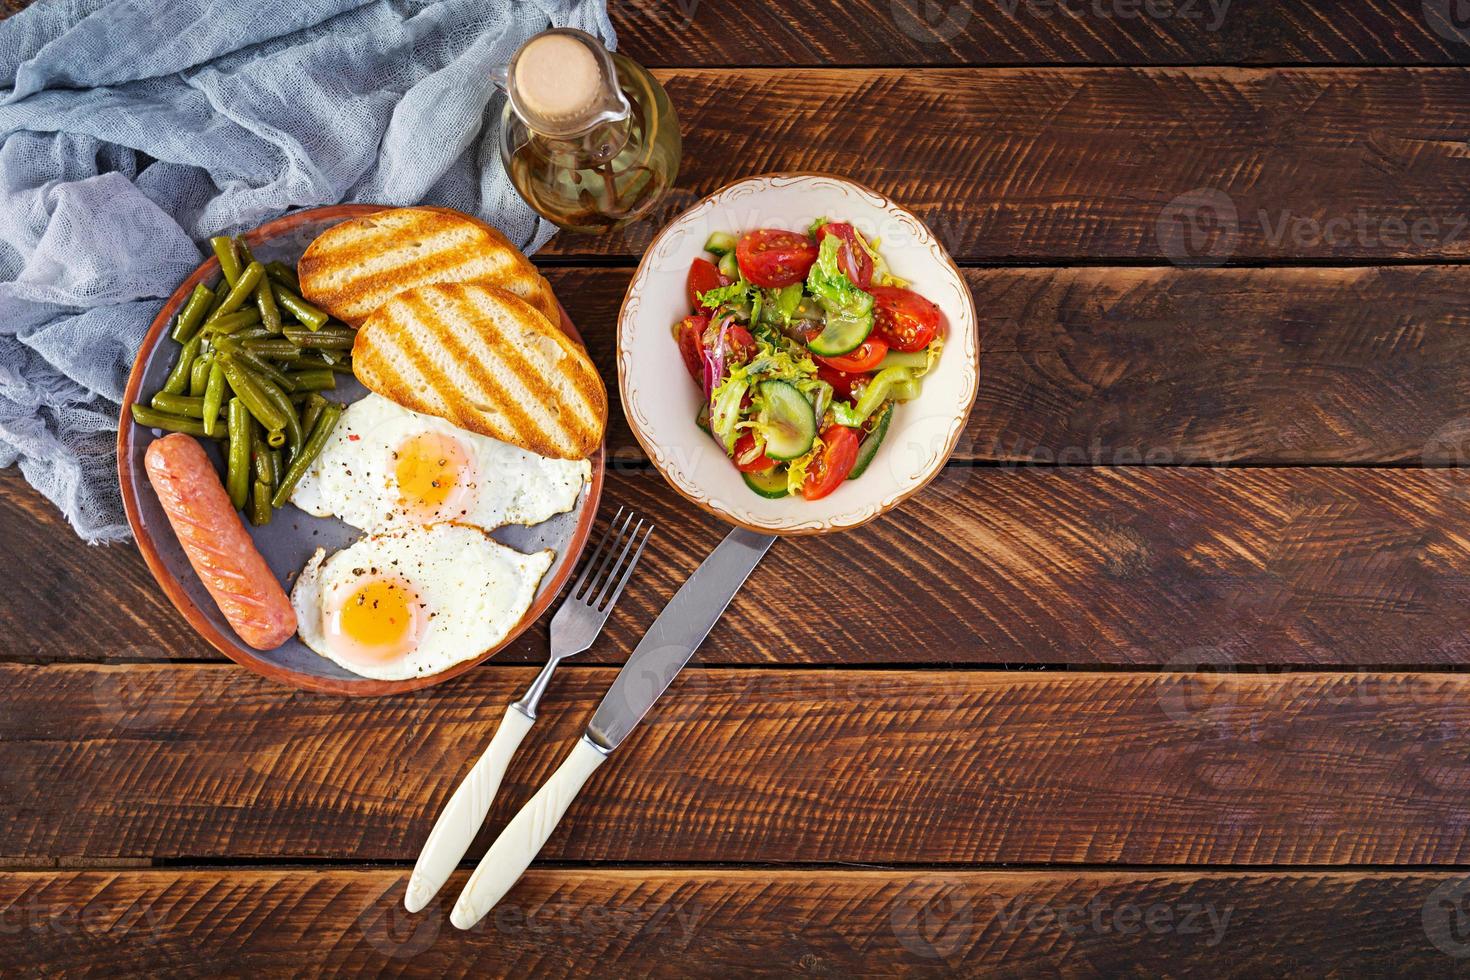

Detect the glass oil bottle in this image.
[497,29,680,234]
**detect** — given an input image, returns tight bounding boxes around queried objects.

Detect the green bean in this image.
[161,335,201,396]
[242,338,302,360]
[189,352,212,397]
[218,355,289,433]
[150,393,205,418]
[266,261,299,291]
[210,236,242,288]
[272,402,341,508]
[300,393,328,436]
[170,283,215,343]
[250,427,276,486]
[282,325,355,350]
[207,258,264,323]
[225,398,251,511]
[234,236,256,267]
[274,285,329,330]
[255,273,282,333]
[328,359,354,375]
[255,372,302,454]
[249,479,272,526]
[284,368,336,393]
[202,362,226,437]
[214,335,291,389]
[200,309,261,336]
[231,327,274,343]
[236,347,291,389]
[206,261,265,323]
[268,449,283,484]
[130,404,217,438]
[266,428,287,448]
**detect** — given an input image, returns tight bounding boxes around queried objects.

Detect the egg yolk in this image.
[327,576,424,665]
[394,432,471,519]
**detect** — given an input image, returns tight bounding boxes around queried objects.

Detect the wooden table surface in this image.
[7,1,1470,974]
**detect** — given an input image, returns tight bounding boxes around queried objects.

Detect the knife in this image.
[449,526,776,929]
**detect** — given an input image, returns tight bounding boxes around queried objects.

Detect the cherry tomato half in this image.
[736,229,818,288]
[815,222,874,289]
[675,314,709,382]
[816,336,888,373]
[687,257,723,312]
[732,431,775,473]
[871,285,943,352]
[816,362,868,402]
[723,324,757,364]
[802,425,861,501]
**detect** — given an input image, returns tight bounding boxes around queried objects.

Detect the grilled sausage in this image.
[144,433,296,650]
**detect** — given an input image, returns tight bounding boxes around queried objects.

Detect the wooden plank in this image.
[539,68,1470,263]
[1,868,1464,975]
[550,264,1470,467]
[10,462,1470,667]
[6,665,1470,864]
[614,0,1469,67]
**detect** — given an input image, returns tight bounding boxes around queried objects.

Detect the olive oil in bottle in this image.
[497,29,680,235]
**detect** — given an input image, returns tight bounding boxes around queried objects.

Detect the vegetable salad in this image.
[673,219,944,500]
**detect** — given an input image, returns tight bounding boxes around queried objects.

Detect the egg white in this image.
[292,524,554,681]
[291,393,590,533]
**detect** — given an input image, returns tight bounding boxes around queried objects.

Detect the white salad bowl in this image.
[617,172,979,536]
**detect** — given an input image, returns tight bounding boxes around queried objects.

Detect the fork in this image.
[403,507,652,913]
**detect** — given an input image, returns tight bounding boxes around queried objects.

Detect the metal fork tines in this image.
[515,507,652,718]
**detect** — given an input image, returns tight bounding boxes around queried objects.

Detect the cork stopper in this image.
[505,29,628,138]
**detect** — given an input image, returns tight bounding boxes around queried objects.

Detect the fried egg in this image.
[291,394,590,533]
[292,524,554,681]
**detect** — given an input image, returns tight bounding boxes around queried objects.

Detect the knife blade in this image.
[586,526,776,751]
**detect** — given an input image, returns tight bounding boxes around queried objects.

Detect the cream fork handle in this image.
[404,704,536,913]
[450,736,608,929]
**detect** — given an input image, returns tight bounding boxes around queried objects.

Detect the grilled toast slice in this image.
[298,207,559,326]
[353,282,605,460]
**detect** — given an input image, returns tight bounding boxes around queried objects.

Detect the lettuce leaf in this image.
[785,433,822,496]
[858,233,908,288]
[709,371,749,452]
[699,280,752,310]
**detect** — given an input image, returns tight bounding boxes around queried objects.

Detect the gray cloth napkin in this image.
[0,0,614,542]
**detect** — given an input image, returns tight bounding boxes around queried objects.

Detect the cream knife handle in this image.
[450,735,608,929]
[404,704,535,914]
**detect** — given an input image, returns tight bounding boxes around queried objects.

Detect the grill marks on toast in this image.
[353,282,605,460]
[438,287,598,458]
[405,291,551,452]
[298,208,556,325]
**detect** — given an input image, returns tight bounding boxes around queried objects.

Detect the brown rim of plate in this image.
[117,203,605,696]
[616,171,980,537]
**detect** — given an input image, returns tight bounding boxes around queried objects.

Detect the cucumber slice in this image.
[704,231,738,256]
[806,308,873,356]
[742,466,790,499]
[718,250,739,279]
[848,402,893,480]
[695,401,711,434]
[756,380,817,460]
[876,349,929,371]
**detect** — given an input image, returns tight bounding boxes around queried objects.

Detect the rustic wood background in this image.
[6,0,1470,974]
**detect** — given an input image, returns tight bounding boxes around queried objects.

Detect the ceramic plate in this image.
[617,173,978,535]
[118,204,604,695]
